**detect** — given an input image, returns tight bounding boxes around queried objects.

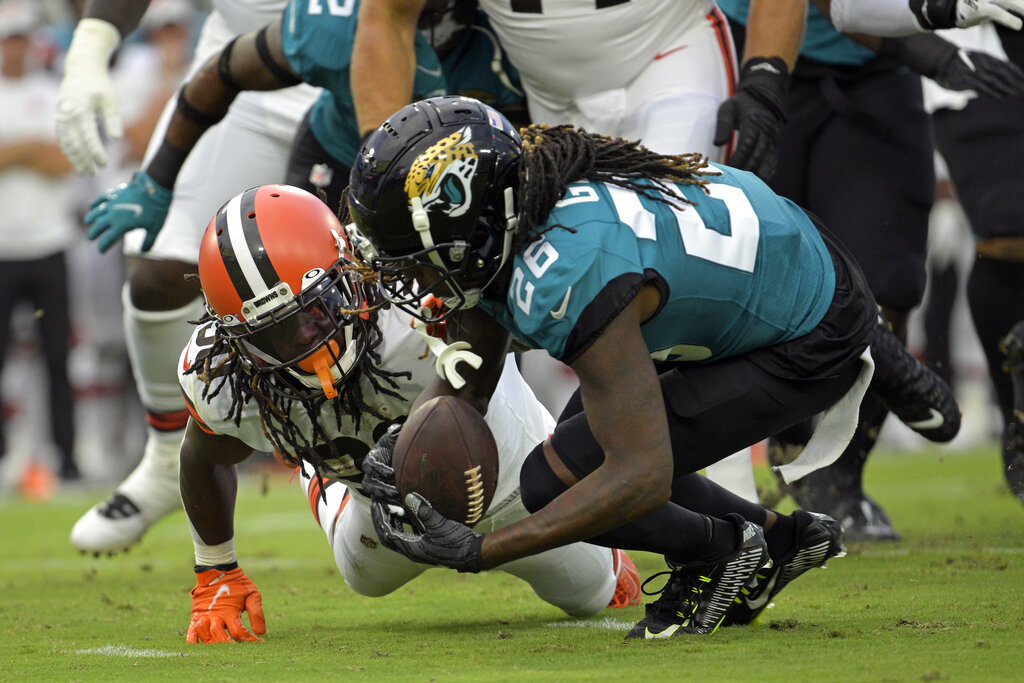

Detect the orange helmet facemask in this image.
[198,184,373,400]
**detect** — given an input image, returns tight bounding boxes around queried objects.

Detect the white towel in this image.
[774,347,875,483]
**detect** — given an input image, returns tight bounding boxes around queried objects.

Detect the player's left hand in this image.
[186,566,266,644]
[936,48,1024,98]
[84,171,173,253]
[713,57,790,181]
[371,492,484,573]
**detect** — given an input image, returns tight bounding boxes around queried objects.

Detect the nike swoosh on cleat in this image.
[111,203,144,218]
[906,407,944,430]
[741,572,778,611]
[550,287,572,320]
[645,624,681,638]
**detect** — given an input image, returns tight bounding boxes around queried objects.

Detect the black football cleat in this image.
[625,518,770,639]
[722,511,845,626]
[869,321,961,443]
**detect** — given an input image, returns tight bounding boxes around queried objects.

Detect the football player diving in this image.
[72,0,524,555]
[347,96,962,639]
[177,184,642,644]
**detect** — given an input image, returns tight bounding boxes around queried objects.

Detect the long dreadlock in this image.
[182,269,411,481]
[516,123,714,247]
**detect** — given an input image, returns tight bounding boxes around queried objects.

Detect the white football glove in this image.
[955,0,1024,29]
[56,18,123,175]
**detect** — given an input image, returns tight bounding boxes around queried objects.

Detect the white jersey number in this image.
[308,0,356,16]
[609,182,760,273]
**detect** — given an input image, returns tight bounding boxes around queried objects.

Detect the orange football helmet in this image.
[198,184,372,400]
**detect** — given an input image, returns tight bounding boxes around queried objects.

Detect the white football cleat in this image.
[70,433,182,555]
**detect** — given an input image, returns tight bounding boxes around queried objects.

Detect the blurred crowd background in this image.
[0,0,1000,499]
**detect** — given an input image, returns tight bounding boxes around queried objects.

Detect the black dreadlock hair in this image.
[515,123,714,248]
[182,268,411,482]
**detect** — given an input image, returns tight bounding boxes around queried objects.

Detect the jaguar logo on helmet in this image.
[404,125,478,219]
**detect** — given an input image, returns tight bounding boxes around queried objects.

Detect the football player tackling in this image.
[177,184,639,643]
[347,96,961,638]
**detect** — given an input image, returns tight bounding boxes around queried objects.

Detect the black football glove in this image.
[360,422,402,501]
[371,492,485,573]
[879,34,1024,99]
[713,56,790,181]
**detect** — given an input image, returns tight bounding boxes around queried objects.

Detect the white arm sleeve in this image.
[829,0,928,36]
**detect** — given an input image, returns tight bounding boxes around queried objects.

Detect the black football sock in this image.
[668,472,769,526]
[967,255,1024,422]
[764,512,798,563]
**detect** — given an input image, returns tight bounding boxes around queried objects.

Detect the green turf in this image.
[2,444,1023,681]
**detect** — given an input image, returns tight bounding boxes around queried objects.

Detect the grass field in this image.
[2,443,1023,682]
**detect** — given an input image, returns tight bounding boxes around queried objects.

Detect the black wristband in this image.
[217,36,243,91]
[144,138,189,190]
[256,26,303,86]
[175,86,225,127]
[909,0,957,30]
[194,561,239,573]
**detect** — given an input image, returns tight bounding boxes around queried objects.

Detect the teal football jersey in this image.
[716,0,875,67]
[481,163,836,363]
[281,0,446,166]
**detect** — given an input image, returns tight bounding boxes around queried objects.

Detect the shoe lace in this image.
[640,568,710,624]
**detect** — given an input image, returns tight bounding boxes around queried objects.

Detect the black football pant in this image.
[0,251,75,469]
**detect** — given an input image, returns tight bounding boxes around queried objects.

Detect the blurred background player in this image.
[922,23,1024,507]
[0,0,80,486]
[179,184,638,643]
[58,0,321,554]
[712,0,1024,539]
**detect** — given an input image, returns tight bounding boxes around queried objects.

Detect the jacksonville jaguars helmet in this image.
[347,95,521,324]
[198,184,373,400]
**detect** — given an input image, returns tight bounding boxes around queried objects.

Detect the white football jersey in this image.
[478,0,717,105]
[211,0,289,34]
[179,307,554,514]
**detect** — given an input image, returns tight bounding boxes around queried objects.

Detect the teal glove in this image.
[85,171,173,253]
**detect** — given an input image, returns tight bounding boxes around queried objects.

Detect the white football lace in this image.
[464,465,485,524]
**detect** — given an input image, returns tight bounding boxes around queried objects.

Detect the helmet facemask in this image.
[218,260,372,401]
[372,184,517,324]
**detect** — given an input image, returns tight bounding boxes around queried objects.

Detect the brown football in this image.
[392,395,499,525]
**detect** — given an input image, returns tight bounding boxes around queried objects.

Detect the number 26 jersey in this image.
[480,163,836,364]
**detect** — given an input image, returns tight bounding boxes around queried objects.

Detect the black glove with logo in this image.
[371,492,485,573]
[713,57,790,181]
[880,34,1024,99]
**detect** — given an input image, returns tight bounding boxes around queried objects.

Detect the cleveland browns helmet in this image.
[347,95,521,323]
[198,184,372,400]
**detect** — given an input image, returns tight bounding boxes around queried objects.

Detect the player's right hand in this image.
[713,57,790,181]
[186,566,266,644]
[55,18,123,175]
[85,171,173,253]
[360,423,402,500]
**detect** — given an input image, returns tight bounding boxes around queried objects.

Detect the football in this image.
[392,395,499,525]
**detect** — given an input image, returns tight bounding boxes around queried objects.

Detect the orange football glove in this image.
[186,566,266,644]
